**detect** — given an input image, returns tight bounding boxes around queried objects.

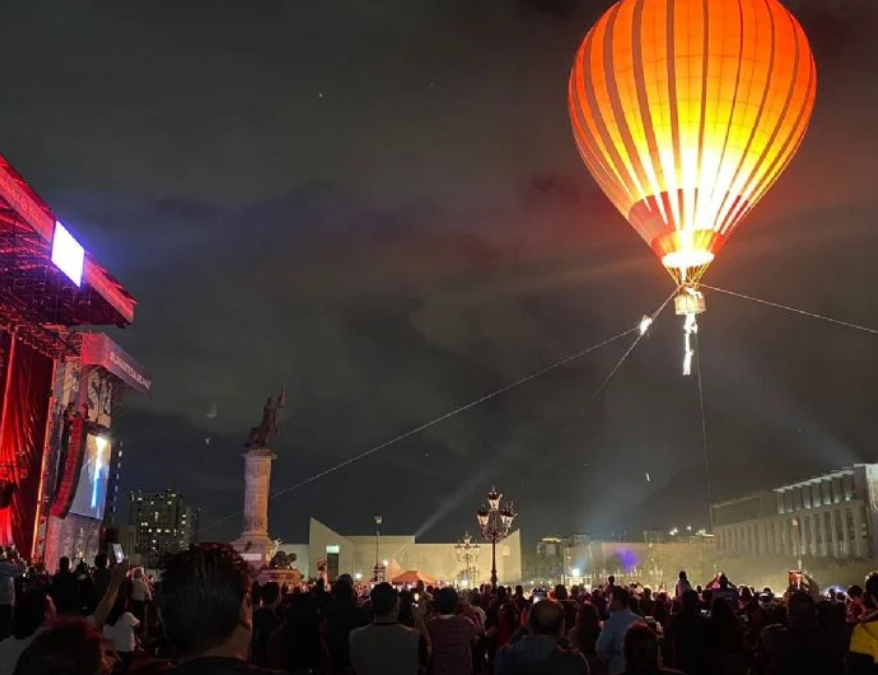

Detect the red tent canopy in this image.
[391,570,438,586]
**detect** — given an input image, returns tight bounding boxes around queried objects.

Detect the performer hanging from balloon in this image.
[568,0,816,374]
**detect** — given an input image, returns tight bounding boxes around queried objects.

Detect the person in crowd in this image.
[665,589,708,675]
[90,560,131,631]
[598,587,640,675]
[848,572,878,675]
[513,586,527,620]
[494,598,587,675]
[313,578,332,620]
[349,582,428,675]
[12,617,113,675]
[267,592,327,674]
[470,592,487,633]
[555,585,578,635]
[415,580,433,606]
[75,561,98,617]
[50,557,80,616]
[486,586,516,659]
[709,574,739,607]
[129,568,151,627]
[629,595,643,618]
[848,585,867,625]
[158,543,278,675]
[0,589,56,675]
[428,587,477,675]
[250,582,281,667]
[468,592,488,672]
[92,556,112,609]
[102,594,139,670]
[621,622,682,675]
[0,549,26,640]
[592,589,609,621]
[761,590,841,675]
[326,576,369,675]
[651,593,670,632]
[569,601,603,675]
[397,590,417,629]
[674,572,691,600]
[706,596,746,675]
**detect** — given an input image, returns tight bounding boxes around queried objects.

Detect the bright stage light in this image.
[571,568,581,578]
[51,221,85,287]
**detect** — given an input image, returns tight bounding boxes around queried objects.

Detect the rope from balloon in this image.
[674,284,706,376]
[200,318,649,534]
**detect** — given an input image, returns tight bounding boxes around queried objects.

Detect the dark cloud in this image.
[0,0,876,543]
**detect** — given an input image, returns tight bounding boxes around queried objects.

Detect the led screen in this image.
[51,221,85,287]
[69,434,111,520]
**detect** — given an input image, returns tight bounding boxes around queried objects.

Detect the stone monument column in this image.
[232,446,277,567]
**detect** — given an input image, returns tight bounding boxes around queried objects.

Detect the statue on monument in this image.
[245,384,286,449]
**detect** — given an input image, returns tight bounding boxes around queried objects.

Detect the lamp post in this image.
[455,531,481,585]
[476,487,516,590]
[373,515,383,582]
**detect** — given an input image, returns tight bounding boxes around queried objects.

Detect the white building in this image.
[278,518,522,585]
[713,464,878,559]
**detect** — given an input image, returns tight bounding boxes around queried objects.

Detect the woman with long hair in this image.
[569,601,604,675]
[101,594,139,672]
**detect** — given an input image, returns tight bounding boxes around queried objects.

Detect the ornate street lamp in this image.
[476,487,516,589]
[373,515,383,582]
[455,531,480,585]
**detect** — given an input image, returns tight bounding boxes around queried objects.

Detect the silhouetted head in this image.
[528,599,565,637]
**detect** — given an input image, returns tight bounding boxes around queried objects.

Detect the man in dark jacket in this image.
[327,575,369,675]
[666,590,709,675]
[761,591,841,675]
[494,599,588,675]
[251,581,282,667]
[50,557,80,615]
[159,544,282,675]
[92,554,112,604]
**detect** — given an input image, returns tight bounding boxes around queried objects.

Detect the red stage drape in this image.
[0,335,53,557]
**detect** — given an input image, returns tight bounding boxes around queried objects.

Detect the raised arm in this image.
[92,560,131,628]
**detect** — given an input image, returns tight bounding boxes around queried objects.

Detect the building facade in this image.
[277,518,522,585]
[713,464,878,560]
[129,489,198,568]
[527,533,713,587]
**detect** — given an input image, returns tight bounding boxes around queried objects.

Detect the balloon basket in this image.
[674,285,705,376]
[674,285,706,316]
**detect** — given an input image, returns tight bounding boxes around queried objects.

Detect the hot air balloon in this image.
[568,0,816,374]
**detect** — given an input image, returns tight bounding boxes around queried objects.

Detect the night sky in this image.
[1,0,877,545]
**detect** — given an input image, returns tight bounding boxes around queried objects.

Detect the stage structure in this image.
[0,152,149,566]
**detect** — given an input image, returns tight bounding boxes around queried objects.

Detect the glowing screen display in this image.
[51,221,85,287]
[69,434,111,520]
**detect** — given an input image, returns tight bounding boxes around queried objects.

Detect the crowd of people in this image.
[2,543,878,674]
